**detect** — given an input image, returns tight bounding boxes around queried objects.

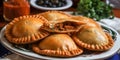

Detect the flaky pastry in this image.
[32,34,83,57]
[5,15,49,44]
[72,18,114,51]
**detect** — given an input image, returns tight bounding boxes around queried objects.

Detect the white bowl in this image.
[0,22,120,60]
[30,0,73,10]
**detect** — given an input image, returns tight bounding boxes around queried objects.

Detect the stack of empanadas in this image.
[5,11,114,57]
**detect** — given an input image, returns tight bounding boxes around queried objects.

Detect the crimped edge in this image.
[32,44,83,57]
[5,15,50,44]
[72,32,114,51]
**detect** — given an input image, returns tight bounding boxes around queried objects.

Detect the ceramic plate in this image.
[0,22,120,60]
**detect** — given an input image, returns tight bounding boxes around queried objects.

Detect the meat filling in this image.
[53,21,79,31]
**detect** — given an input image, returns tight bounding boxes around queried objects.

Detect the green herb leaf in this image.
[74,0,114,21]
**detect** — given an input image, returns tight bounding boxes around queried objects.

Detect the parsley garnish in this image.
[73,0,114,21]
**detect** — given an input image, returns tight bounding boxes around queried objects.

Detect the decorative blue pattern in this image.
[0,42,120,60]
[0,43,12,58]
[105,53,120,60]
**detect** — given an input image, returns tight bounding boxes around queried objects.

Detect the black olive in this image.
[36,0,44,5]
[48,2,52,7]
[50,0,56,3]
[55,0,59,3]
[44,0,49,5]
[35,0,67,8]
[53,0,59,4]
[42,4,48,7]
[52,5,57,8]
[61,3,66,6]
[42,0,47,3]
[58,2,63,7]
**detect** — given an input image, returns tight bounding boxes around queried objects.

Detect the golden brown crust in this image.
[71,16,114,51]
[32,34,83,57]
[39,11,71,21]
[72,32,114,51]
[5,15,50,44]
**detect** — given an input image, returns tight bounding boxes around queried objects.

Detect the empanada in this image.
[5,15,49,44]
[32,34,83,57]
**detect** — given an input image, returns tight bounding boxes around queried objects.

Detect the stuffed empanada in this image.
[72,18,114,51]
[5,15,49,44]
[32,34,83,57]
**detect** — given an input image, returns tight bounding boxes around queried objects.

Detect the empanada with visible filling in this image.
[42,18,85,33]
[32,34,83,57]
[72,25,114,51]
[5,15,49,44]
[39,11,71,21]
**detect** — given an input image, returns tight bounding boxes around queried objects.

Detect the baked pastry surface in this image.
[5,15,49,44]
[32,34,83,57]
[72,17,114,51]
[39,11,71,21]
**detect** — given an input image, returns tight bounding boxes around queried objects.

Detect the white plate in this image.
[0,22,120,60]
[30,0,73,10]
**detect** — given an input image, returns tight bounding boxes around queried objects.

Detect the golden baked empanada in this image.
[32,34,83,57]
[5,15,49,44]
[72,19,114,51]
[42,18,85,33]
[39,11,71,21]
